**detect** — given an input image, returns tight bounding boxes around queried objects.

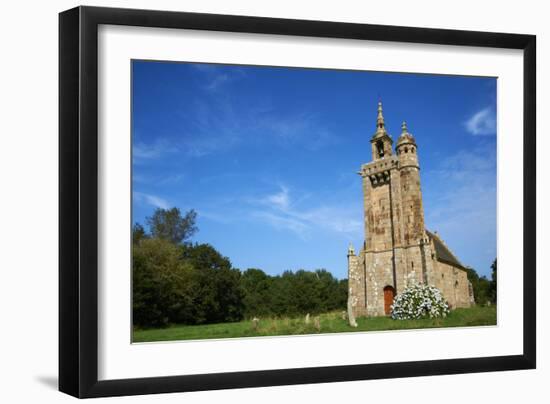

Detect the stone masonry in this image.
[348,102,473,318]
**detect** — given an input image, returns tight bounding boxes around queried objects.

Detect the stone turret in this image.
[396,121,419,169]
[395,121,425,245]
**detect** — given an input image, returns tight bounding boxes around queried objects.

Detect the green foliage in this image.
[133,239,244,327]
[132,223,147,245]
[464,260,497,306]
[132,206,348,328]
[337,279,348,307]
[180,243,244,324]
[133,208,243,328]
[241,268,273,317]
[132,237,195,327]
[240,268,347,318]
[146,207,197,244]
[489,259,497,304]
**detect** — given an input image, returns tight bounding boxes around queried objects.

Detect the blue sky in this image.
[132,60,497,278]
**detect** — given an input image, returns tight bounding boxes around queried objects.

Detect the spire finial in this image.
[376,101,385,132]
[401,121,408,134]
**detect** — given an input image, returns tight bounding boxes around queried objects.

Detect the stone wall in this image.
[394,245,427,290]
[363,165,396,252]
[347,249,367,317]
[431,260,471,309]
[364,250,395,316]
[361,244,432,317]
[398,167,425,245]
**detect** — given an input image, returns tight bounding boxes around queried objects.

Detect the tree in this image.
[133,239,245,327]
[337,279,348,309]
[464,266,491,305]
[288,270,322,315]
[132,237,195,328]
[315,269,343,312]
[268,272,294,316]
[180,243,244,324]
[133,207,248,326]
[241,268,273,318]
[261,269,348,317]
[133,206,351,326]
[489,259,497,304]
[132,223,147,245]
[146,207,197,244]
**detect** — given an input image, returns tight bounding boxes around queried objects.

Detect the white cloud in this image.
[263,186,290,210]
[191,64,219,73]
[133,139,177,161]
[133,173,184,185]
[191,63,247,92]
[249,185,362,239]
[205,74,230,91]
[166,92,336,161]
[465,107,496,136]
[296,206,362,235]
[423,145,496,273]
[134,192,170,209]
[251,211,310,239]
[258,112,337,151]
[430,148,495,182]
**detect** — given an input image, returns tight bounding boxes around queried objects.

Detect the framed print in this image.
[59,6,536,398]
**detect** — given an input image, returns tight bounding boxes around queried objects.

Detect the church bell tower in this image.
[348,101,433,317]
[347,101,472,319]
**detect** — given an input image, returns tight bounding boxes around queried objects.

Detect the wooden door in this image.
[384,286,396,315]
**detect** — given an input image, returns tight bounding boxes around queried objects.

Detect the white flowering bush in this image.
[390,284,450,320]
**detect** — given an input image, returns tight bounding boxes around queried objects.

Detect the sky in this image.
[132,60,497,279]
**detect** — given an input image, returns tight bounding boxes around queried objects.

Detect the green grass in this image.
[132,305,497,343]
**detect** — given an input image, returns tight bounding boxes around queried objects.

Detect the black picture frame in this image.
[59,5,536,398]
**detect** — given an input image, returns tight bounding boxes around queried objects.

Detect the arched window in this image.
[376,141,384,158]
[404,147,408,153]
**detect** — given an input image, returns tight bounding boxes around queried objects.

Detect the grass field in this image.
[132,305,496,343]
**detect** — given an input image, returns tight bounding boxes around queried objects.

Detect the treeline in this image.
[132,207,347,328]
[464,259,497,305]
[241,268,347,318]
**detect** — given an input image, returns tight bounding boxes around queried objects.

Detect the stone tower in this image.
[348,102,437,317]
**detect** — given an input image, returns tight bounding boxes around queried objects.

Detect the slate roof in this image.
[426,230,466,269]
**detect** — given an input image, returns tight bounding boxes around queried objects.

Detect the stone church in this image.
[347,102,473,318]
